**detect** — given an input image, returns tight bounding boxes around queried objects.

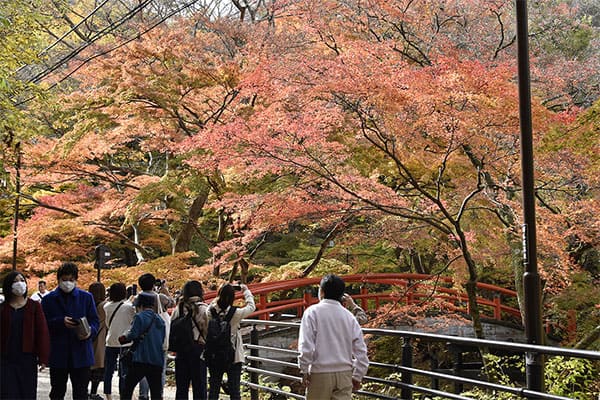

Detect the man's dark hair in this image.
[109,283,127,302]
[320,274,345,302]
[39,280,46,285]
[138,273,156,291]
[57,262,79,280]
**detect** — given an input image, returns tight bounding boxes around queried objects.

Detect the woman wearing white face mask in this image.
[0,271,50,399]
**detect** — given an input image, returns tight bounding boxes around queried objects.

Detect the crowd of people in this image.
[0,263,369,400]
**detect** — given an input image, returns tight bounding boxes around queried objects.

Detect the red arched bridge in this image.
[204,273,522,325]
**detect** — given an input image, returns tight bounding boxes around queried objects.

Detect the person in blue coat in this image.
[42,262,100,400]
[118,292,166,400]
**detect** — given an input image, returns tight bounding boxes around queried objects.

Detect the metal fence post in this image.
[430,353,439,390]
[401,337,413,399]
[250,326,259,400]
[515,0,545,395]
[452,346,464,394]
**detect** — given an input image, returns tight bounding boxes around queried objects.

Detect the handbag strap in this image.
[184,302,203,332]
[108,301,124,328]
[130,314,155,351]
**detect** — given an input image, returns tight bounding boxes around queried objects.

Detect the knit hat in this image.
[135,292,155,308]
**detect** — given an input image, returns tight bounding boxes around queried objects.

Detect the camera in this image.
[126,285,137,297]
[232,285,242,291]
[154,279,166,291]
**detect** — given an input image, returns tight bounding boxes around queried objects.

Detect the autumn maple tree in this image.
[0,0,598,346]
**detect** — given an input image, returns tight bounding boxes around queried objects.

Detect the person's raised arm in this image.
[343,293,368,325]
[237,284,256,318]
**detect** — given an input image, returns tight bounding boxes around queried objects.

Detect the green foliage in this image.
[461,354,599,399]
[336,241,398,274]
[0,197,13,237]
[369,336,404,367]
[481,354,523,387]
[546,356,599,398]
[238,370,294,399]
[548,272,600,347]
[360,372,403,399]
[0,0,49,143]
[252,232,312,266]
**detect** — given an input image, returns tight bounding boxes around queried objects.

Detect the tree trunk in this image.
[302,221,342,277]
[574,325,600,349]
[212,260,220,277]
[228,261,239,282]
[132,222,145,262]
[510,236,526,326]
[462,146,526,328]
[174,189,209,253]
[239,258,249,283]
[456,229,484,339]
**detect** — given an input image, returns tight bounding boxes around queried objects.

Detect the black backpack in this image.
[168,304,201,353]
[204,306,237,371]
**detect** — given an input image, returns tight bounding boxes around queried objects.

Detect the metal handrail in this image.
[246,355,298,369]
[243,320,599,360]
[240,319,600,400]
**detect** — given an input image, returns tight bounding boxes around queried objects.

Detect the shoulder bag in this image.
[120,316,155,370]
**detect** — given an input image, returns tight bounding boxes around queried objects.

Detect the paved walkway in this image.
[37,369,177,399]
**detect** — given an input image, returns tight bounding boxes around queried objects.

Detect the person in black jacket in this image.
[170,280,209,400]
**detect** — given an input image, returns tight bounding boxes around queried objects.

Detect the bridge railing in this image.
[239,319,600,400]
[204,274,522,325]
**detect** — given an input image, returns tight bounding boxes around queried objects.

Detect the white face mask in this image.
[12,281,27,296]
[59,280,76,293]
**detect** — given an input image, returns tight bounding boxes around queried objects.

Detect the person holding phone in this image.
[206,282,255,400]
[42,262,100,400]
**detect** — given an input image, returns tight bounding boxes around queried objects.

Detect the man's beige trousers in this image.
[306,370,353,400]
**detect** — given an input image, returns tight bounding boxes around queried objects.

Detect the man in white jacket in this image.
[298,274,369,399]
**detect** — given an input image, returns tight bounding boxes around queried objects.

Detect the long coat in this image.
[92,300,106,369]
[0,298,50,365]
[42,287,99,368]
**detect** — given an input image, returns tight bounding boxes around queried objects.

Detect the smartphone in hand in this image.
[65,316,79,327]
